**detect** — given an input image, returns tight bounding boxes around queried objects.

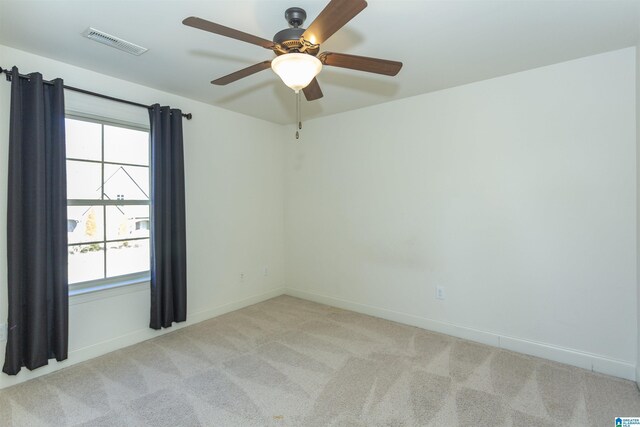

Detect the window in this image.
[66,116,150,289]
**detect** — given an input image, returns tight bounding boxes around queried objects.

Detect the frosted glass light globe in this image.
[271,53,322,92]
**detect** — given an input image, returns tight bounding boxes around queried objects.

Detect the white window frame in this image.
[66,113,151,295]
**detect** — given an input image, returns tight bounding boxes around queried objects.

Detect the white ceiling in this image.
[1,0,638,124]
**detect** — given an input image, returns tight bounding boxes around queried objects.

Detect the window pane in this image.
[106,239,149,277]
[68,243,104,284]
[103,164,149,201]
[67,160,102,200]
[66,117,151,286]
[106,205,149,240]
[65,118,101,161]
[68,206,104,244]
[104,125,149,166]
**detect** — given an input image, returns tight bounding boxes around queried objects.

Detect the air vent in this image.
[82,27,148,56]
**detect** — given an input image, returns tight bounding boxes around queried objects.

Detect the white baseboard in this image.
[2,285,633,388]
[285,288,636,381]
[0,287,286,389]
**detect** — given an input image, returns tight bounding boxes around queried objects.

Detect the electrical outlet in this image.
[436,286,445,300]
[263,267,269,277]
[0,323,7,341]
[240,272,245,283]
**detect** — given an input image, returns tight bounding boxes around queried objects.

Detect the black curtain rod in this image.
[0,66,192,120]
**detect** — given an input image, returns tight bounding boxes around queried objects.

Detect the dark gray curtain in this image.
[149,104,187,330]
[4,67,68,375]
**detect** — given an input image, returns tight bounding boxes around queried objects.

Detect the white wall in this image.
[0,44,286,388]
[285,48,637,380]
[636,42,640,386]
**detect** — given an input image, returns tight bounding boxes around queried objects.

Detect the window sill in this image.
[69,275,150,305]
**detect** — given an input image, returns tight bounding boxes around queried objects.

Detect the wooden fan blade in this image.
[183,16,275,49]
[303,78,323,101]
[211,61,272,85]
[302,0,367,45]
[319,52,402,76]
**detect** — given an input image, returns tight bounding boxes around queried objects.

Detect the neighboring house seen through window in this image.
[66,116,150,290]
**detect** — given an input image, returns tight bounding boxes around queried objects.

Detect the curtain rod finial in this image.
[184,113,192,120]
[1,66,13,82]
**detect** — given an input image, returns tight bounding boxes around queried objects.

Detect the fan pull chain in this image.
[295,90,302,140]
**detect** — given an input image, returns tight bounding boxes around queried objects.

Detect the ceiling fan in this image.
[182,0,403,101]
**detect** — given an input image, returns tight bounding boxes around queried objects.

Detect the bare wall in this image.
[285,48,637,380]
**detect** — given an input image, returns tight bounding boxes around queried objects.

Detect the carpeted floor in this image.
[0,295,638,426]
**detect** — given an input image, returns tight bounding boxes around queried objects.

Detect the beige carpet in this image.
[0,295,638,426]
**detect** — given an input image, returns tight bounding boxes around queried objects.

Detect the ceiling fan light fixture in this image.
[271,53,322,92]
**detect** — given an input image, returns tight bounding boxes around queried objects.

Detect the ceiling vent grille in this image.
[82,27,148,56]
